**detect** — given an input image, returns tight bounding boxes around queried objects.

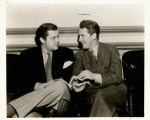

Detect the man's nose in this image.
[79,36,83,42]
[56,38,59,43]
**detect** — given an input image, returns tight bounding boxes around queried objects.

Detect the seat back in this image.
[122,50,144,84]
[122,50,144,117]
[6,54,21,93]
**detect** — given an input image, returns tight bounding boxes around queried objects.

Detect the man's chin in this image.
[52,46,58,51]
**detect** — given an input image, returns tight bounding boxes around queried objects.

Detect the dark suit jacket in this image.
[73,42,122,88]
[19,46,74,94]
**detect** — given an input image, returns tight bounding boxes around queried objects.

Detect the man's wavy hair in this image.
[79,20,100,40]
[35,23,58,47]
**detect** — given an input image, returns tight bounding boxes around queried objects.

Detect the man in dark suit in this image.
[7,23,74,118]
[70,20,127,117]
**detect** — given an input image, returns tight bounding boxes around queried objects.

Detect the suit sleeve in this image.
[73,50,84,76]
[100,46,122,87]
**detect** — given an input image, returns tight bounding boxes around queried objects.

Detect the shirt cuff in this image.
[34,82,41,90]
[94,74,102,84]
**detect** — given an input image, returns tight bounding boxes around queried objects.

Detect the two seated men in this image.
[7,20,127,117]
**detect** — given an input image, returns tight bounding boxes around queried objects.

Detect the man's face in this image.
[78,28,93,49]
[42,30,59,51]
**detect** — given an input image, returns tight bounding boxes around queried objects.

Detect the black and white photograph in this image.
[0,0,148,119]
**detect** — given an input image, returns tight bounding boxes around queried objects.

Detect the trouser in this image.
[9,80,70,118]
[74,83,127,117]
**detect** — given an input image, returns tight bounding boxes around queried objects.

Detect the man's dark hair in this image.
[35,23,58,47]
[79,20,100,40]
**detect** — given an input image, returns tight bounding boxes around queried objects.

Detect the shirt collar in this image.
[93,43,99,52]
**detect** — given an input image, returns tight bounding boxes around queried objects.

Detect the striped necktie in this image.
[45,52,52,82]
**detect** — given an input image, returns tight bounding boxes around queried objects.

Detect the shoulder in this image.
[99,42,117,52]
[99,42,119,59]
[55,47,74,57]
[57,46,73,53]
[20,47,40,56]
[55,47,74,60]
[99,42,116,49]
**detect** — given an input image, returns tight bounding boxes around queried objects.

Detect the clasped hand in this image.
[70,70,95,91]
[77,70,95,81]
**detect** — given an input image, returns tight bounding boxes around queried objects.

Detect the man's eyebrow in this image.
[53,36,59,38]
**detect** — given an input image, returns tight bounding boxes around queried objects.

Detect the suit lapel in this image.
[37,47,45,71]
[51,51,57,79]
[51,48,63,79]
[97,42,106,73]
[52,49,61,67]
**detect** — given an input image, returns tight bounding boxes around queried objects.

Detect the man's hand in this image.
[72,80,87,92]
[77,70,95,81]
[69,76,78,89]
[72,81,86,88]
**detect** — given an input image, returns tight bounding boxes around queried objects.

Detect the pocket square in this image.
[63,61,73,69]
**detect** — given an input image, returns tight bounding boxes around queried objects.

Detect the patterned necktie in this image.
[45,52,52,82]
[90,50,97,63]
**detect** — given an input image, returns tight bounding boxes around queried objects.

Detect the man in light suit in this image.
[70,20,127,117]
[7,23,74,118]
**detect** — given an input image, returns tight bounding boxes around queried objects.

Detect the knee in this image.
[95,90,105,100]
[53,80,69,95]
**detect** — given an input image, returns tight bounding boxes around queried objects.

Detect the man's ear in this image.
[40,37,45,44]
[91,33,97,40]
